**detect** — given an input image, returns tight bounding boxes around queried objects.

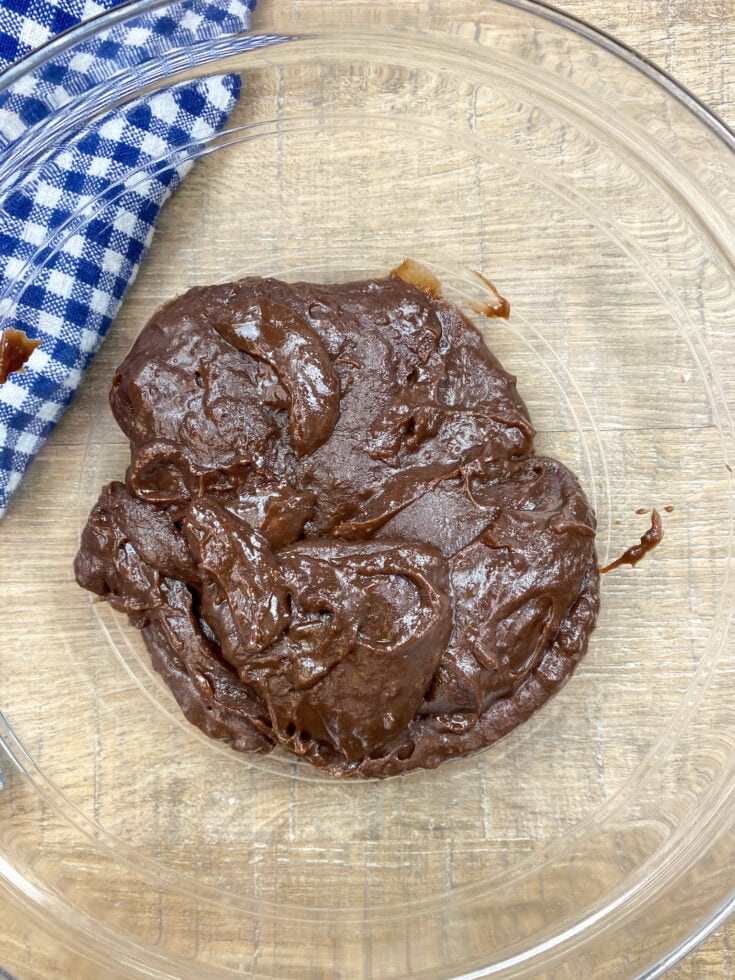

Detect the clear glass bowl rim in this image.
[0,0,733,976]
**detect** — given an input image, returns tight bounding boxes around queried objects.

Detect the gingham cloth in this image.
[0,0,256,517]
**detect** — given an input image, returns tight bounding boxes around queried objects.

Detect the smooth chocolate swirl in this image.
[76,273,599,777]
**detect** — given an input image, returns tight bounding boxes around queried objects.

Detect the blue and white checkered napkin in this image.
[0,0,256,517]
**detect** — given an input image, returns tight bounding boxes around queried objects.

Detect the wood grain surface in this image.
[542,9,735,980]
[0,0,733,977]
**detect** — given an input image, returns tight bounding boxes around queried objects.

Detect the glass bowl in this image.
[1,0,734,976]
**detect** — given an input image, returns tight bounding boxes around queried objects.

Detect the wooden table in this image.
[0,0,733,976]
[554,4,735,975]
